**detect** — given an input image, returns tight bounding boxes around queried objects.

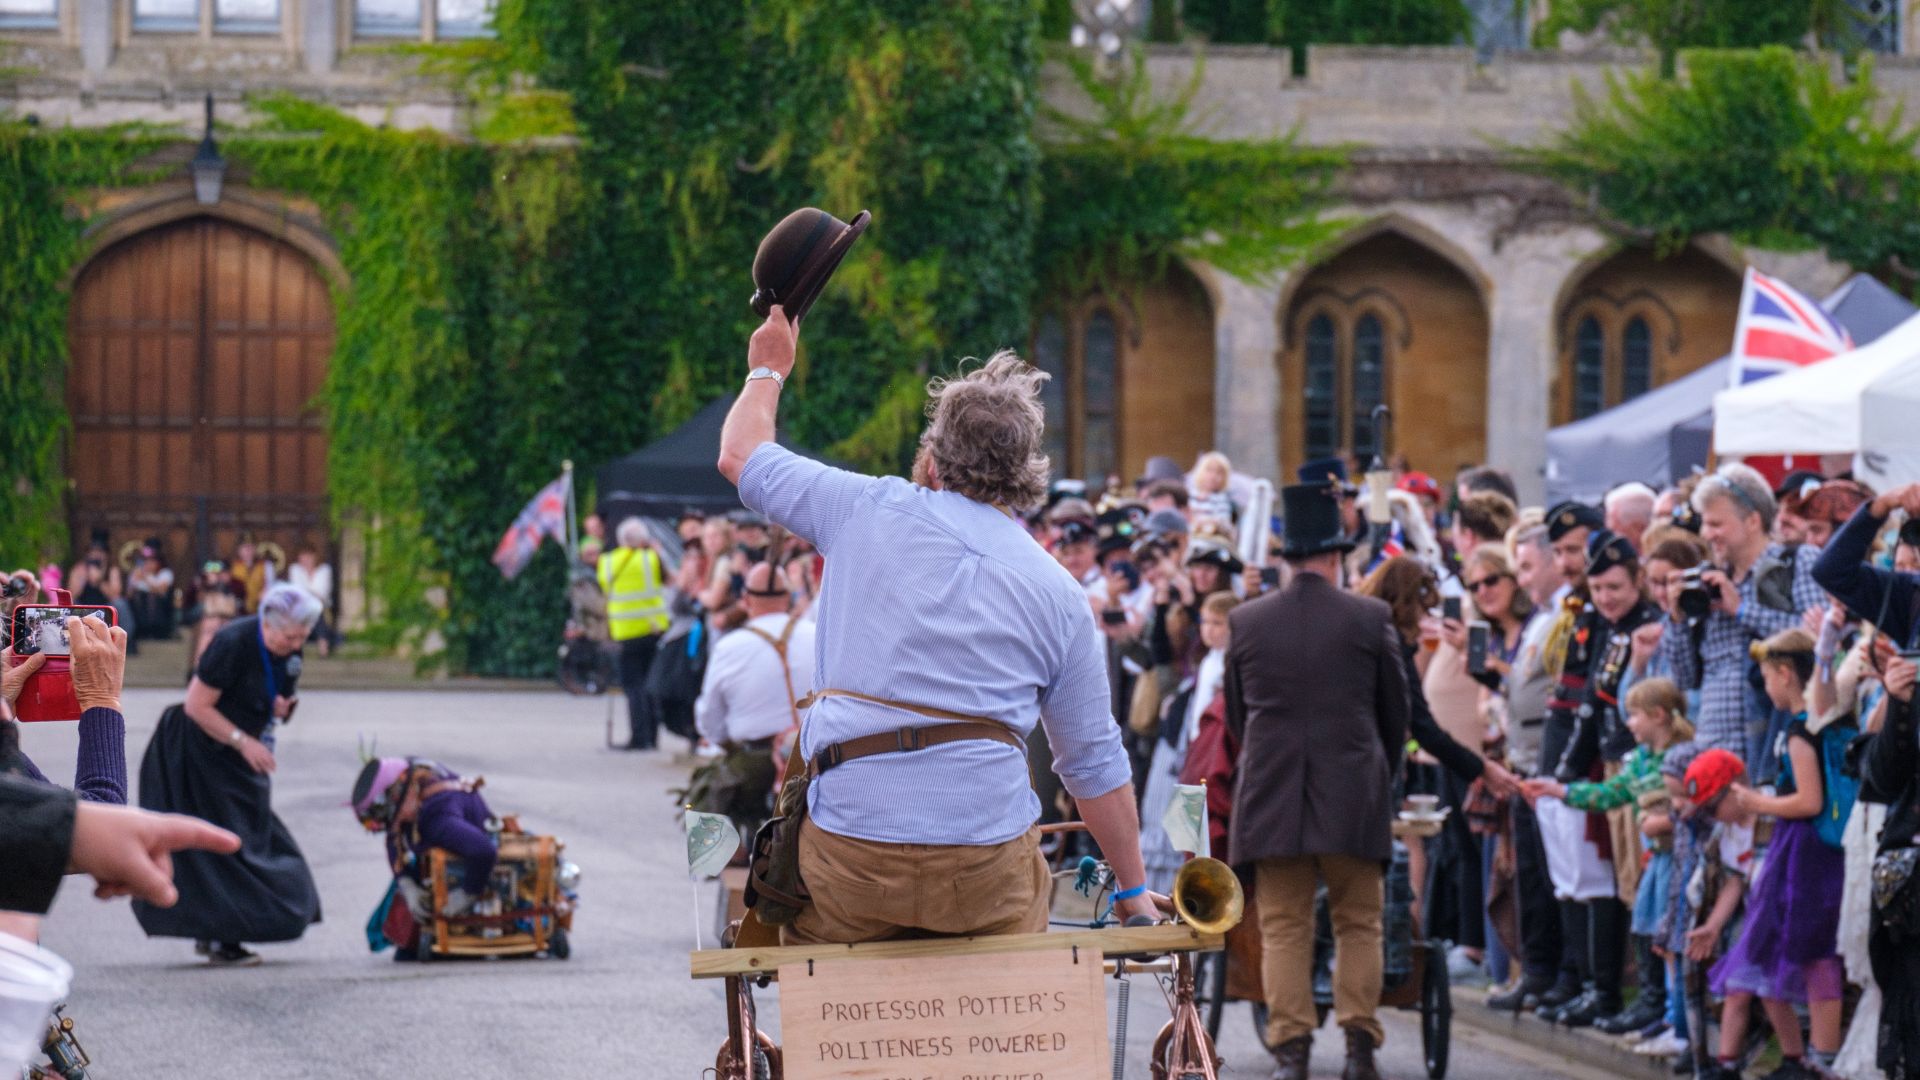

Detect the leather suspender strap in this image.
[741,619,804,731]
[796,688,1026,779]
[796,687,998,725]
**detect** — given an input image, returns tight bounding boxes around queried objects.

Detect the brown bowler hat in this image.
[750,207,871,326]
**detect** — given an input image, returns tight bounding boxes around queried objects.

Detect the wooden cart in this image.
[692,923,1226,1080]
[418,821,576,961]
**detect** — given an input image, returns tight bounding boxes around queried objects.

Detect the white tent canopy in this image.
[1713,310,1920,464]
[1858,354,1920,490]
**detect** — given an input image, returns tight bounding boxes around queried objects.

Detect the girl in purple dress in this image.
[1705,629,1852,1080]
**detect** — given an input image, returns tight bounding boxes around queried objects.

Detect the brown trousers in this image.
[1256,855,1386,1047]
[782,818,1051,945]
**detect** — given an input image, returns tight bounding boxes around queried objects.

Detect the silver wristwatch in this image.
[228,729,245,747]
[745,366,785,389]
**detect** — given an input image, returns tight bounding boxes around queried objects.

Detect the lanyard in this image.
[257,622,278,710]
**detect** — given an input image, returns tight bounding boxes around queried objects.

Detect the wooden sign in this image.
[777,948,1109,1080]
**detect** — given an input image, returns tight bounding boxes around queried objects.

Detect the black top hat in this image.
[750,208,871,326]
[1279,482,1355,559]
[1296,456,1350,485]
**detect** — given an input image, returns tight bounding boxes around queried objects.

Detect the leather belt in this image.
[798,688,1025,779]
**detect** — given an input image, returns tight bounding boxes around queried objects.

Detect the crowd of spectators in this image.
[1028,452,1920,1080]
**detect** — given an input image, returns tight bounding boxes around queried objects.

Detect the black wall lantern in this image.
[189,93,226,206]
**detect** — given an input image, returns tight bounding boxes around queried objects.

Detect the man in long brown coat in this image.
[1227,479,1410,1080]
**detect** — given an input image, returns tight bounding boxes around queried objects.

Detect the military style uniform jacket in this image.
[1539,590,1597,783]
[1551,598,1658,784]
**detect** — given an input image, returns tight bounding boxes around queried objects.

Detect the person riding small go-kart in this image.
[351,757,578,962]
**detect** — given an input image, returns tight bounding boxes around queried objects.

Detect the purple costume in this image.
[388,783,497,891]
[1709,721,1846,1003]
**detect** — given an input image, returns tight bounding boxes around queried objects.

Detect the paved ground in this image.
[22,687,1610,1079]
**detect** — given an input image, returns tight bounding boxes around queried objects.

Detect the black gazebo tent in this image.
[594,395,840,525]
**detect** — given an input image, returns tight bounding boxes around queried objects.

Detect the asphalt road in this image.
[22,687,1606,1080]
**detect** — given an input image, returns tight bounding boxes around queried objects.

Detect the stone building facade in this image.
[2,9,1903,554]
[1038,45,1873,500]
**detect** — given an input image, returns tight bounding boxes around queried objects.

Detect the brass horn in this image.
[1171,856,1244,935]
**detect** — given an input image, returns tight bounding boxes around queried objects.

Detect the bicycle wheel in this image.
[556,641,598,696]
[1250,1002,1274,1051]
[1195,950,1229,1043]
[1422,942,1451,1080]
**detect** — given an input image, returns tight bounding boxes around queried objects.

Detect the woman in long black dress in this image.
[133,583,323,965]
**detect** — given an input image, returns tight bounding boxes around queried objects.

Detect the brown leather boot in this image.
[1270,1034,1312,1080]
[1341,1026,1382,1080]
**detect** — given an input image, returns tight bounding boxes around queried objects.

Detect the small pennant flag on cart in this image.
[491,472,572,580]
[685,810,739,879]
[1163,783,1209,857]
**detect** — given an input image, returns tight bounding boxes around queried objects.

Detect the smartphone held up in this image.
[7,602,117,723]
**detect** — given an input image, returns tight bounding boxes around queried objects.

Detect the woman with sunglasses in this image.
[1443,545,1533,696]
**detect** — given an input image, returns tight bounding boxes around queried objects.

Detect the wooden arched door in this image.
[67,216,333,572]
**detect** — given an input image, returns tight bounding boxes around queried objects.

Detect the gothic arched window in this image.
[1564,309,1665,422]
[1304,313,1339,464]
[1573,315,1606,420]
[1622,316,1653,401]
[1351,313,1386,459]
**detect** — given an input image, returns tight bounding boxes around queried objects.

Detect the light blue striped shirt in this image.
[739,442,1131,845]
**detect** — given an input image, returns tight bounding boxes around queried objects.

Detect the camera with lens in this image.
[1900,516,1920,550]
[1675,565,1715,619]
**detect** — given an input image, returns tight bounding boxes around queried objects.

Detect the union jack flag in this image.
[491,472,572,580]
[1366,519,1406,574]
[1729,267,1853,385]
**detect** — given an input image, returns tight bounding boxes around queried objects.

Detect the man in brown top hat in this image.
[1226,480,1410,1080]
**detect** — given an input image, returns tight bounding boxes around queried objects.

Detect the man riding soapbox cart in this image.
[692,821,1245,1080]
[353,757,581,962]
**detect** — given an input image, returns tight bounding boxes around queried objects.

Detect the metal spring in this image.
[1110,976,1130,1080]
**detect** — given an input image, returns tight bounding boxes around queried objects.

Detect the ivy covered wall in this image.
[0,2,1337,677]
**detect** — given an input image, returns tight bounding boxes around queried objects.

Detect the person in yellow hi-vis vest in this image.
[598,517,671,749]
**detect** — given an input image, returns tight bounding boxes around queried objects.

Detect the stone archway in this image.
[1279,229,1490,479]
[66,213,335,573]
[1552,244,1741,425]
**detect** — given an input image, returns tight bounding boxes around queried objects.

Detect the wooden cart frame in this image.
[691,924,1226,1080]
[420,831,575,961]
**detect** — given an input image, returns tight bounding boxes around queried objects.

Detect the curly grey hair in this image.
[919,351,1052,510]
[1692,462,1777,531]
[260,582,324,632]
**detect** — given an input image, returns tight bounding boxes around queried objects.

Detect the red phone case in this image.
[8,591,115,723]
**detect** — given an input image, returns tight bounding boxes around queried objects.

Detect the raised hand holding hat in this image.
[750,207,871,327]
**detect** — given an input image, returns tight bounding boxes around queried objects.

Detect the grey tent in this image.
[1544,357,1731,504]
[1542,273,1916,503]
[1825,273,1917,349]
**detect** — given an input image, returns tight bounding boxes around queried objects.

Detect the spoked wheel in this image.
[714,1031,781,1080]
[556,640,608,696]
[1194,950,1230,1044]
[1250,1002,1275,1051]
[1149,1019,1219,1080]
[1421,942,1452,1080]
